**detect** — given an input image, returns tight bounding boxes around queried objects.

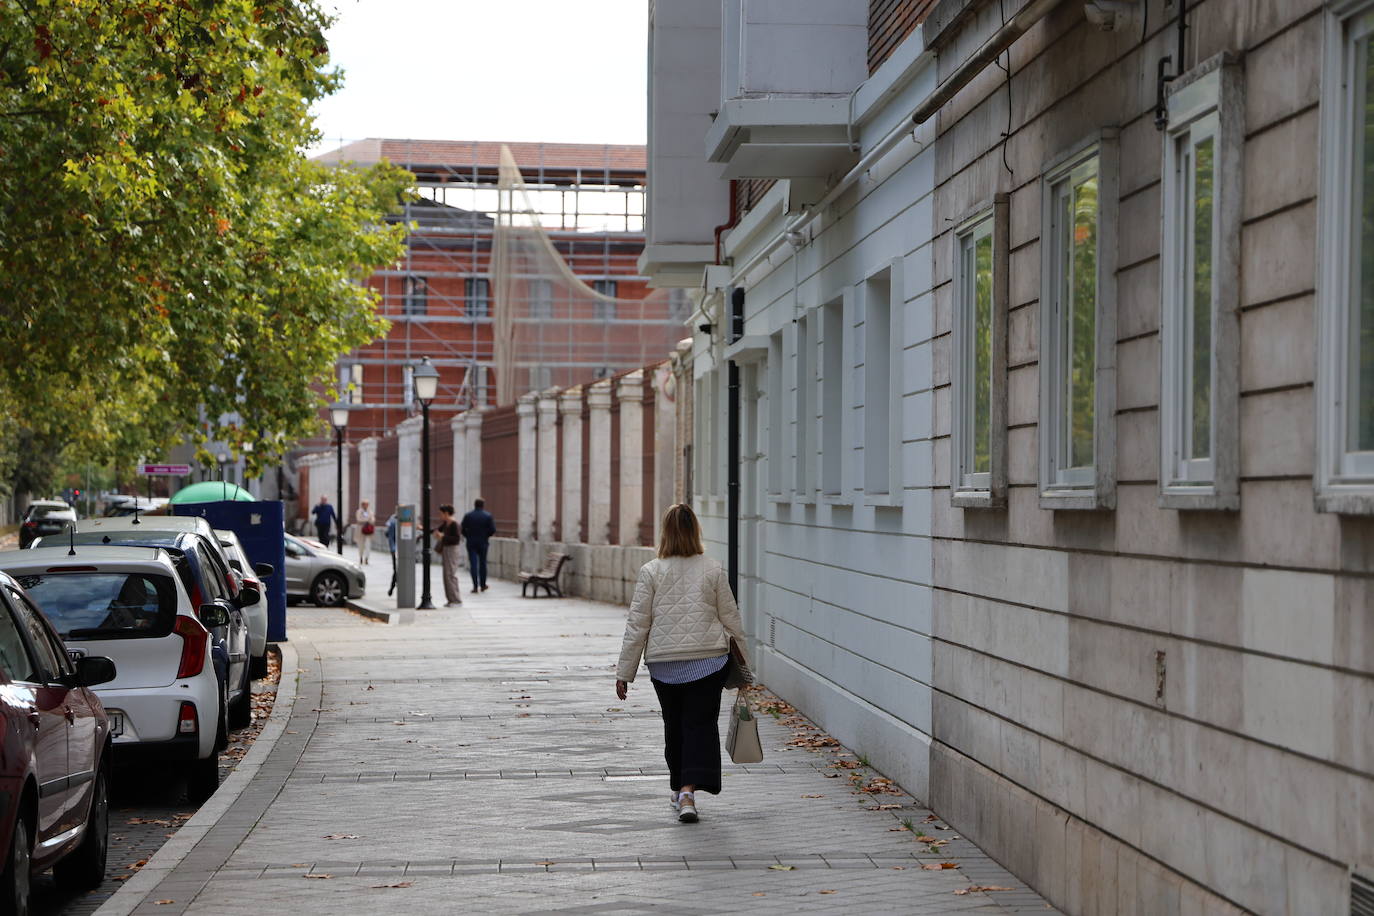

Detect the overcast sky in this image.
[310,0,649,153]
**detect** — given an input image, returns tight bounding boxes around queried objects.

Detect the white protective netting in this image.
[492,145,685,405]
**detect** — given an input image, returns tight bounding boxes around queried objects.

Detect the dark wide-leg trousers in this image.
[651,667,728,795]
[467,544,488,590]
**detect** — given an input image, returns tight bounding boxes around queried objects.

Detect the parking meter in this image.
[395,504,416,608]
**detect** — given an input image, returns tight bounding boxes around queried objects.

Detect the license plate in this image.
[107,712,124,738]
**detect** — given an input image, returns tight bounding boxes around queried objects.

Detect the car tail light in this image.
[173,616,209,679]
[178,701,198,735]
[21,521,34,528]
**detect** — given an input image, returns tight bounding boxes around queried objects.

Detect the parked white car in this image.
[0,547,228,803]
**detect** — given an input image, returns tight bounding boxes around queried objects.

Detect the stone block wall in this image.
[486,537,655,605]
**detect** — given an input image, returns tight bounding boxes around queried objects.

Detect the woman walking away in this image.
[616,504,749,823]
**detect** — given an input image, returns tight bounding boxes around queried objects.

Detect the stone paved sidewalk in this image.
[104,577,1054,915]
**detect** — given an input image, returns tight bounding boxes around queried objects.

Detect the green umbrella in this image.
[169,481,255,504]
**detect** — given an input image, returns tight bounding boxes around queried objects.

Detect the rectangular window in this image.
[821,298,845,497]
[403,275,428,315]
[465,277,490,317]
[1319,9,1374,511]
[1160,56,1241,510]
[1039,136,1118,507]
[794,315,812,499]
[862,262,902,501]
[529,278,553,319]
[768,332,784,495]
[593,280,618,320]
[956,217,995,490]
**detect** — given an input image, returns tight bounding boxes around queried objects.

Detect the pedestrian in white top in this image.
[616,503,749,823]
[355,500,375,566]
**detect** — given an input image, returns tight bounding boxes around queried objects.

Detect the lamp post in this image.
[412,357,439,610]
[216,452,229,502]
[330,403,350,556]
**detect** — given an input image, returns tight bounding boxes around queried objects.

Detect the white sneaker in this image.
[677,792,698,823]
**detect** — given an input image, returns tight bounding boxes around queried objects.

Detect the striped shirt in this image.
[647,654,728,685]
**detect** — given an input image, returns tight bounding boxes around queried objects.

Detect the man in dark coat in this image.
[311,496,337,547]
[460,498,497,592]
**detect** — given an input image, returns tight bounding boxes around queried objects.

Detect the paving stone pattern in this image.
[123,580,1055,915]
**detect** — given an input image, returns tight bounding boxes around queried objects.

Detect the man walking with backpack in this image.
[461,498,496,593]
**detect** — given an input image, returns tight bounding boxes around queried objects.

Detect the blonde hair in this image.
[658,503,704,558]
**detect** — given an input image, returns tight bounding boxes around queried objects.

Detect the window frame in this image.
[951,195,1009,509]
[861,258,905,506]
[465,277,490,318]
[793,313,814,502]
[1038,133,1119,510]
[1159,55,1243,510]
[402,275,428,315]
[766,331,785,497]
[1318,1,1374,513]
[819,292,852,503]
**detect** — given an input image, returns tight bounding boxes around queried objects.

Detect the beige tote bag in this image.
[726,691,763,763]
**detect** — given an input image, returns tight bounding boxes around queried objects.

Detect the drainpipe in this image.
[727,286,744,598]
[713,180,740,266]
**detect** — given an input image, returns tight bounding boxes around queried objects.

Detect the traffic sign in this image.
[138,463,192,476]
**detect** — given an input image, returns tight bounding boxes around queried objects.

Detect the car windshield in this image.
[30,506,74,520]
[14,572,178,639]
[64,530,178,548]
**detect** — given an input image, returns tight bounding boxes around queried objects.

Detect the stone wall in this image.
[486,537,655,605]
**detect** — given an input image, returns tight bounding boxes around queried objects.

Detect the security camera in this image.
[1084,0,1141,32]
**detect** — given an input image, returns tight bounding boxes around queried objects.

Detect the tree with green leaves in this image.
[0,0,410,487]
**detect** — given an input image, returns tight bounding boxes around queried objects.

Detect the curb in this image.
[93,641,301,916]
[344,598,402,625]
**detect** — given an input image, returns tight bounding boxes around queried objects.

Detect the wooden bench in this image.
[519,552,570,598]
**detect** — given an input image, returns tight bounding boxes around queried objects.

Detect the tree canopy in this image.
[0,0,410,482]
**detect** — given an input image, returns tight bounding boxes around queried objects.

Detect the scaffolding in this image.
[313,139,689,438]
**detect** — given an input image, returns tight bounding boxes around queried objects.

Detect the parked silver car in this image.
[283,535,365,606]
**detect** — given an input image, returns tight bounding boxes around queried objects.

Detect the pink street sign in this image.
[137,463,192,476]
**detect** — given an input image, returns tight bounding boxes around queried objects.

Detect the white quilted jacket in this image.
[616,555,749,682]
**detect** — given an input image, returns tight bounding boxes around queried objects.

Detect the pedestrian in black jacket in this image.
[461,498,496,592]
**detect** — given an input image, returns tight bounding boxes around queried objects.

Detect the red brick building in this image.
[308,139,688,443]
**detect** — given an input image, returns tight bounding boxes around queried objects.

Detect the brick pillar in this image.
[617,370,645,546]
[464,409,483,510]
[586,379,613,545]
[517,393,537,541]
[560,387,584,543]
[536,390,559,542]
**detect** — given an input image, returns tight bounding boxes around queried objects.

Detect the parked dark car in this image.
[0,571,116,915]
[40,517,254,732]
[18,501,76,549]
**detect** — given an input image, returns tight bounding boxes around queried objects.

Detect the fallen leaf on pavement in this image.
[818,889,836,895]
[922,862,958,870]
[768,864,794,871]
[801,794,824,798]
[868,804,902,810]
[304,873,333,879]
[322,834,360,840]
[370,882,412,888]
[751,893,766,897]
[822,772,839,778]
[535,861,557,866]
[155,901,174,905]
[953,885,1014,895]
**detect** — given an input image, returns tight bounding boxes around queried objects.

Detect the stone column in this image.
[396,416,422,511]
[517,393,538,541]
[586,379,613,545]
[617,370,645,546]
[464,409,484,508]
[652,362,676,543]
[449,414,468,518]
[536,390,559,542]
[560,387,584,543]
[358,437,378,514]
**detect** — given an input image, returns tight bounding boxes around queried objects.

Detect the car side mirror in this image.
[198,603,230,628]
[235,585,261,607]
[253,562,275,578]
[72,656,116,688]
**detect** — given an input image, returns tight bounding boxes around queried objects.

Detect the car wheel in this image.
[228,682,252,730]
[311,572,347,607]
[186,752,220,805]
[1,810,31,916]
[53,765,108,890]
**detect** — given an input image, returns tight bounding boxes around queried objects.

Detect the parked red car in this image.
[0,571,116,915]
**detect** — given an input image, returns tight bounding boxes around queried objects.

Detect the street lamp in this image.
[412,357,439,610]
[217,452,229,501]
[330,403,350,555]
